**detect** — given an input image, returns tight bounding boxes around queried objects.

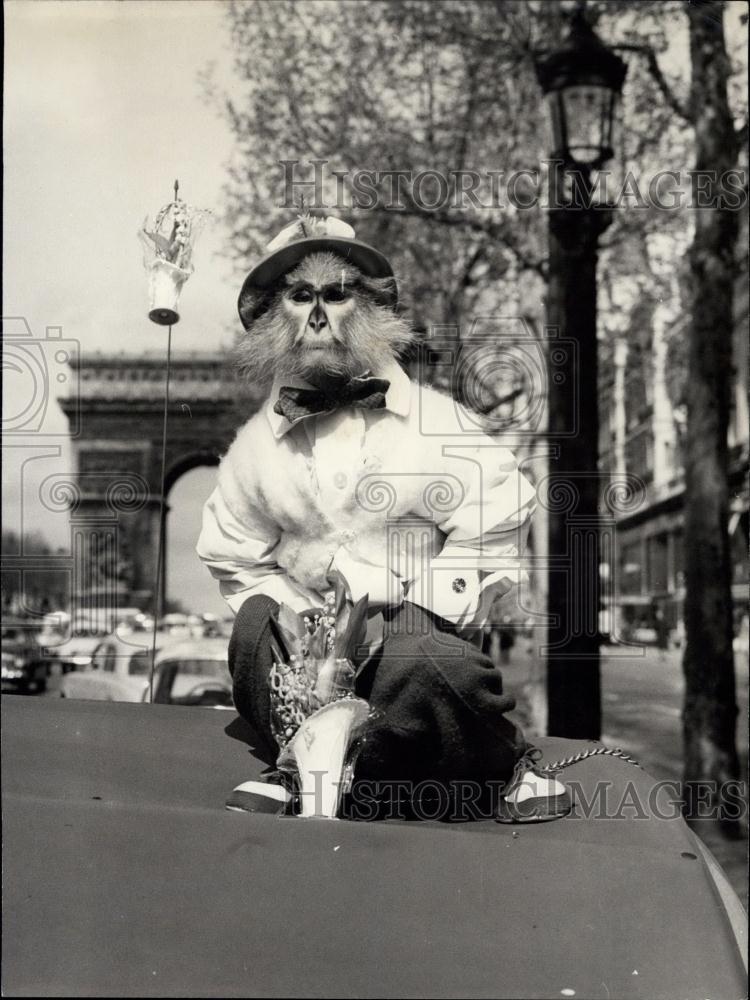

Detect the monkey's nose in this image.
[308,308,328,333]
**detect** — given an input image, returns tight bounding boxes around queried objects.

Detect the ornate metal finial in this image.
[535,0,627,95]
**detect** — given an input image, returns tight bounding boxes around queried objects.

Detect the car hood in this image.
[2,697,746,999]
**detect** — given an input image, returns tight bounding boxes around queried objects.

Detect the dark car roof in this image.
[2,697,745,998]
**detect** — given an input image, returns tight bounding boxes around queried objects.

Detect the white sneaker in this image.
[225,780,291,814]
[496,749,573,824]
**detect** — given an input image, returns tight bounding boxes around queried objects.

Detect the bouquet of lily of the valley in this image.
[268,574,381,819]
[138,182,210,325]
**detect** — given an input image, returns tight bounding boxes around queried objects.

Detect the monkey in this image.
[235,252,413,387]
[199,218,571,822]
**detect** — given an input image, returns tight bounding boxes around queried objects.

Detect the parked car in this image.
[58,633,171,702]
[1,619,48,694]
[58,634,231,706]
[1,647,48,694]
[44,635,102,678]
[152,637,232,707]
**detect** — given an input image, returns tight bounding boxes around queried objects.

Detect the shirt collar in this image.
[266,359,411,439]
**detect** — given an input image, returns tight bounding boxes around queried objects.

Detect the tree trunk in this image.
[682,0,740,827]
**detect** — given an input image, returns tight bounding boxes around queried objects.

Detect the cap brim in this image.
[238,237,397,327]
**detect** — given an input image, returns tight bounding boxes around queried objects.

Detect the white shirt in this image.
[196,360,536,628]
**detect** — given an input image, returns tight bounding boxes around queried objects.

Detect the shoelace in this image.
[266,745,641,795]
[518,744,641,779]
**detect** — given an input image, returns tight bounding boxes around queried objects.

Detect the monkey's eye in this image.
[322,286,350,304]
[289,287,313,304]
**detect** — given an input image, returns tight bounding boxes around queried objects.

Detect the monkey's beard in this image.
[235,301,414,388]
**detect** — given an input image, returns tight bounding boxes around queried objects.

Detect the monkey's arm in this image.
[407,444,536,630]
[196,485,322,615]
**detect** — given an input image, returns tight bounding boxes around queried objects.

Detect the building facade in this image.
[598,230,749,644]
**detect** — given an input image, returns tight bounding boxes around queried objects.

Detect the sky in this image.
[3,0,239,615]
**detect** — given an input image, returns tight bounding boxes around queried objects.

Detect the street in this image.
[602,644,749,909]
[601,645,748,780]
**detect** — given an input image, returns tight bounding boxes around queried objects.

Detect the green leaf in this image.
[354,614,385,677]
[308,619,328,659]
[338,594,369,660]
[268,632,289,671]
[278,603,305,647]
[143,230,172,253]
[269,603,304,661]
[327,567,352,614]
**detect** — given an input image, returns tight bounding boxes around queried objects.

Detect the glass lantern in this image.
[536,7,627,170]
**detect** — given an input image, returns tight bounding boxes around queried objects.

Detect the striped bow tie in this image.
[273,375,390,425]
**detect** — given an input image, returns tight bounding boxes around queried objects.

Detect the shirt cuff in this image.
[329,546,405,608]
[221,575,322,616]
[407,568,480,625]
[408,567,519,627]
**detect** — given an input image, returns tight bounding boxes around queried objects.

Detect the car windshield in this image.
[163,658,227,678]
[128,651,153,676]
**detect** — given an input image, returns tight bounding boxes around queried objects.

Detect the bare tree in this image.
[1,530,70,614]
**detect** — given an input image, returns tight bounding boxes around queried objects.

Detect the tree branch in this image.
[373,201,549,279]
[616,43,693,123]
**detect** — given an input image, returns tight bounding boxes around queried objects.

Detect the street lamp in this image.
[534,5,627,739]
[536,5,627,171]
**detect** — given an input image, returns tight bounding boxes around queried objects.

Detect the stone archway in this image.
[58,350,263,618]
[164,449,220,496]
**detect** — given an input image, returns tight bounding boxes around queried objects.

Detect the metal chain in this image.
[537,745,641,774]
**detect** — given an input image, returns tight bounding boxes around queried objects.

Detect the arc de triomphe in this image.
[59,351,263,616]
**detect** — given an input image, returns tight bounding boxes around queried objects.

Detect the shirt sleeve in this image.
[196,485,322,615]
[328,545,405,608]
[406,442,536,628]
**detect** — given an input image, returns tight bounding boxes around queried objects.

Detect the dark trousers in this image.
[228,595,527,785]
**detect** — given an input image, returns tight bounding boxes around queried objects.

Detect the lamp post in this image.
[535,5,627,738]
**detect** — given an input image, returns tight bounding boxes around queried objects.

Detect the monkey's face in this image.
[235,252,413,387]
[280,255,358,372]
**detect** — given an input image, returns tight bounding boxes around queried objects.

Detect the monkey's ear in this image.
[359,274,399,309]
[238,285,277,330]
